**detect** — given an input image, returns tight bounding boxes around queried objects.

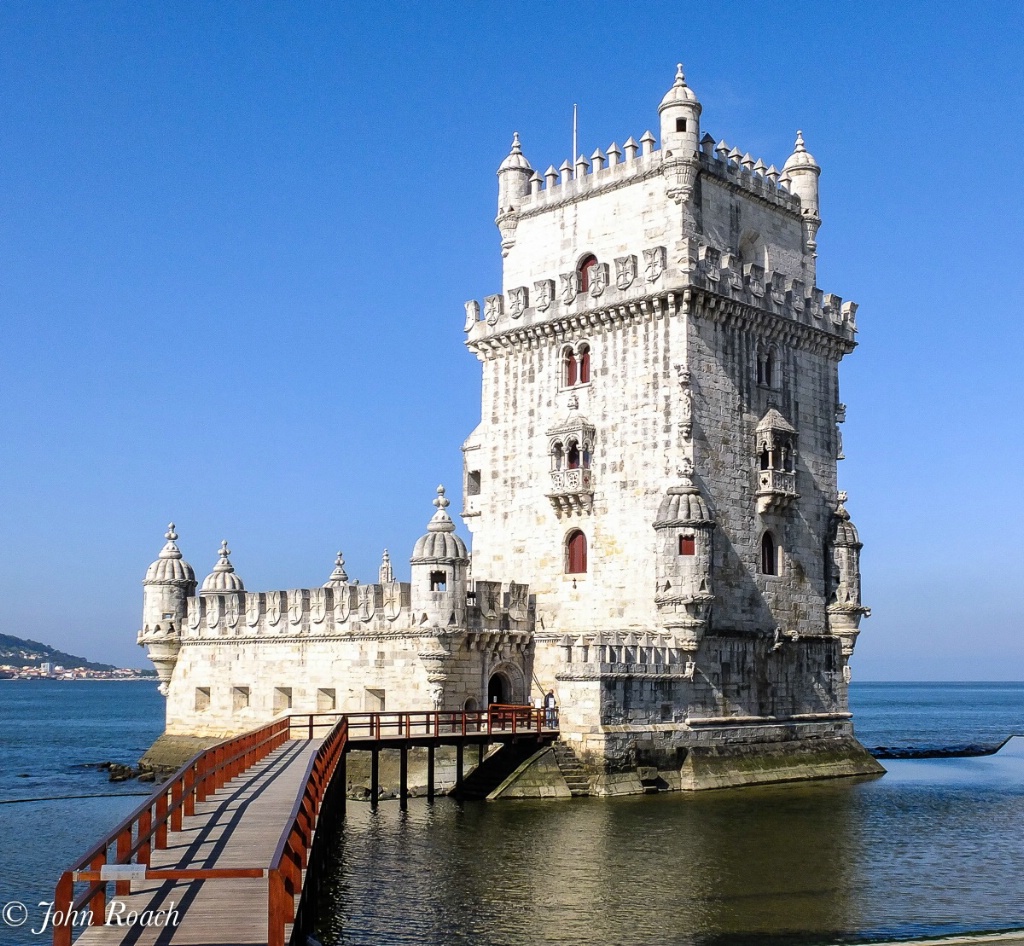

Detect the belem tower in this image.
[138,66,883,794]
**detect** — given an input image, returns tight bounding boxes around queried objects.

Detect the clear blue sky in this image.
[0,2,1020,678]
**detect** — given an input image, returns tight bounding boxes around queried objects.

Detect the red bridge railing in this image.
[52,705,555,945]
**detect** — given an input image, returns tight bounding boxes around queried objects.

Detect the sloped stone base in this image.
[678,735,885,791]
[140,732,223,779]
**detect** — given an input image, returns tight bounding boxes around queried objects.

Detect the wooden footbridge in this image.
[52,706,556,946]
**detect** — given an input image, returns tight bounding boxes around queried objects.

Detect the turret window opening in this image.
[676,118,687,133]
[581,443,591,469]
[679,535,696,556]
[566,530,588,574]
[578,254,598,293]
[756,345,778,389]
[552,441,564,470]
[761,532,780,576]
[567,440,580,470]
[782,444,793,473]
[430,571,447,592]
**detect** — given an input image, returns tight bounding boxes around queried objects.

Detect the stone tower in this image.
[462,65,878,791]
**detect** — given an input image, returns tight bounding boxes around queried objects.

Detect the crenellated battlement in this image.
[181,579,535,641]
[509,129,801,220]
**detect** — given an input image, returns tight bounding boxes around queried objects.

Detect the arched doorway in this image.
[488,672,511,706]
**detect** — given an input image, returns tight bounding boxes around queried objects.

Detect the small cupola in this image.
[496,131,534,215]
[200,540,245,595]
[410,485,470,623]
[411,486,470,565]
[144,523,196,585]
[323,551,348,588]
[782,130,821,216]
[658,63,701,155]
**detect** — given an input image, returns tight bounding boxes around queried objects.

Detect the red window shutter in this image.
[579,349,590,383]
[566,353,577,386]
[679,536,695,556]
[567,532,587,573]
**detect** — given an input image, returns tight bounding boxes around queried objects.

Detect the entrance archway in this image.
[487,672,511,706]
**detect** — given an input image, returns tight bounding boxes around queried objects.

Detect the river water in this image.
[2,681,1023,945]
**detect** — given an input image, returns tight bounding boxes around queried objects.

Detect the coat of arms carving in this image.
[560,272,580,305]
[533,279,554,312]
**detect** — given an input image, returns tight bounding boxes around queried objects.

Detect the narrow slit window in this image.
[578,344,591,383]
[761,533,778,576]
[564,348,578,386]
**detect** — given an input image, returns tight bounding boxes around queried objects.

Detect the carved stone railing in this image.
[755,468,798,513]
[547,469,594,517]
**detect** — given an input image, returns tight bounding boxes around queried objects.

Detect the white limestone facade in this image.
[138,65,877,791]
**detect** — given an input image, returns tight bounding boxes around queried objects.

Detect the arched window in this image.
[563,347,578,386]
[566,530,588,574]
[761,532,779,576]
[578,343,591,383]
[581,444,591,469]
[567,441,580,470]
[578,254,598,293]
[552,441,564,470]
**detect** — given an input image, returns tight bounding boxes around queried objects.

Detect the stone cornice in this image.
[466,285,856,362]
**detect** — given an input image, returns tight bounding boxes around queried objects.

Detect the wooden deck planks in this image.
[72,739,317,946]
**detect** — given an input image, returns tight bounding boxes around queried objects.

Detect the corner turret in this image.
[410,485,470,626]
[496,132,533,257]
[653,464,716,651]
[659,63,701,157]
[782,130,822,282]
[827,491,870,673]
[138,523,196,695]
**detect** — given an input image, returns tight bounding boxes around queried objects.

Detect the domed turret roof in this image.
[782,130,820,174]
[659,63,701,112]
[654,466,715,528]
[323,551,348,588]
[498,132,533,173]
[833,492,862,547]
[200,540,245,594]
[411,486,469,563]
[144,524,196,584]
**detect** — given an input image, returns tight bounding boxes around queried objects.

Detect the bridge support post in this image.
[337,750,347,818]
[455,743,464,798]
[370,749,379,810]
[427,745,435,802]
[399,747,408,811]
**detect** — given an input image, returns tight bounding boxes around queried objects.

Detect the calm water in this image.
[2,681,1023,945]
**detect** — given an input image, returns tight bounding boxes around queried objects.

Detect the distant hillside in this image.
[0,633,120,671]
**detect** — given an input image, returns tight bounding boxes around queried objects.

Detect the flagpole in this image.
[573,104,578,167]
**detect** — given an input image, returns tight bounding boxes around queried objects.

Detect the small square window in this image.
[232,686,249,711]
[430,571,447,591]
[679,535,695,556]
[676,118,687,132]
[467,470,481,496]
[195,687,211,712]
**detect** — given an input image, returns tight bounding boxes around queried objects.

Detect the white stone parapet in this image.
[182,580,534,640]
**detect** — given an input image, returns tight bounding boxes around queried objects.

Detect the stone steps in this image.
[551,742,590,796]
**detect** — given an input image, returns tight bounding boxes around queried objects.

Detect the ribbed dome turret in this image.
[323,551,348,588]
[782,130,820,173]
[411,486,469,563]
[654,470,715,528]
[144,524,196,584]
[200,540,245,594]
[497,132,533,173]
[659,63,701,113]
[833,493,862,548]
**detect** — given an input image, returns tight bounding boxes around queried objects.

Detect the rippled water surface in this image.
[314,684,1024,946]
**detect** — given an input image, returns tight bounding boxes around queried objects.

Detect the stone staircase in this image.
[551,741,590,796]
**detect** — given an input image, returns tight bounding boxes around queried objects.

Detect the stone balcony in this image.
[546,468,594,517]
[755,468,798,513]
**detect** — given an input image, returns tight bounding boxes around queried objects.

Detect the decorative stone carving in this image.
[589,262,609,297]
[358,585,375,622]
[225,595,239,629]
[787,278,805,312]
[615,255,637,290]
[508,582,530,622]
[721,253,744,294]
[744,263,765,299]
[463,300,479,332]
[835,403,847,460]
[266,591,282,626]
[534,278,555,312]
[334,584,350,623]
[677,367,693,442]
[508,286,528,318]
[245,593,261,627]
[310,588,327,624]
[476,580,501,618]
[560,271,580,305]
[643,246,666,282]
[484,294,504,326]
[699,245,720,284]
[289,590,304,626]
[383,581,402,621]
